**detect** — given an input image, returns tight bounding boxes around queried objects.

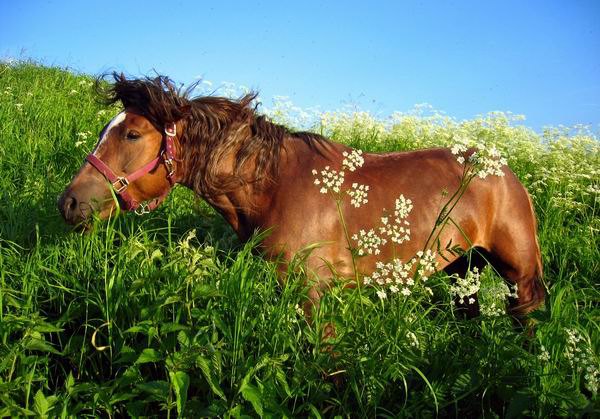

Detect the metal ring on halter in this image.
[135,202,150,215]
[165,124,177,137]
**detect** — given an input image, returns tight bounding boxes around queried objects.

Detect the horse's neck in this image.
[202,183,272,241]
[185,134,277,241]
[184,130,339,242]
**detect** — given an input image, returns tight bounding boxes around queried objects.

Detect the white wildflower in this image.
[363,250,438,300]
[342,149,364,172]
[479,282,518,317]
[416,249,437,281]
[564,328,599,395]
[538,345,550,362]
[451,136,507,178]
[379,194,413,244]
[406,331,419,348]
[352,229,386,256]
[312,165,345,194]
[347,183,369,207]
[449,267,481,305]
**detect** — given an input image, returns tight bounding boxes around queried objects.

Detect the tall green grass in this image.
[0,62,598,417]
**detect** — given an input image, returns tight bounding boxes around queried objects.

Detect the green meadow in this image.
[0,62,598,417]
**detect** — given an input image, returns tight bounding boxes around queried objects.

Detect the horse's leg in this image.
[488,204,545,322]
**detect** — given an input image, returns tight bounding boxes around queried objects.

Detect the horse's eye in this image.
[126,131,141,140]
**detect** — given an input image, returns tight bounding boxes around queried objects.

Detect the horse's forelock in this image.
[96,72,190,129]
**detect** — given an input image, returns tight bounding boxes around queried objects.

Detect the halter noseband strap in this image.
[85,123,179,213]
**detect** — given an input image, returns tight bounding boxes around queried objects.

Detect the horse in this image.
[58,73,545,321]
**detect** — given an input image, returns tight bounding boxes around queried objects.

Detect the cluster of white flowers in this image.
[311,148,367,197]
[479,302,504,317]
[564,328,599,395]
[320,110,386,143]
[538,345,551,362]
[379,216,410,244]
[479,281,518,317]
[379,195,413,244]
[449,267,482,305]
[263,95,319,128]
[342,149,364,172]
[75,131,93,147]
[78,79,93,88]
[451,137,508,179]
[587,184,600,196]
[347,183,369,207]
[77,131,92,139]
[312,166,345,194]
[352,229,387,256]
[365,259,412,288]
[415,250,437,282]
[471,147,508,178]
[364,252,437,300]
[406,331,419,348]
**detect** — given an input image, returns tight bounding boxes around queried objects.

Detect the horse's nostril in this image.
[58,192,80,222]
[66,195,78,211]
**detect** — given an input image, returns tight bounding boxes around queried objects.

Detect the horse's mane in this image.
[97,72,326,199]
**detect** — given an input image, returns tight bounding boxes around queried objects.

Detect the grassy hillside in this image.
[0,62,598,417]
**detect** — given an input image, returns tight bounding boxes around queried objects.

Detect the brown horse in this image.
[58,74,545,319]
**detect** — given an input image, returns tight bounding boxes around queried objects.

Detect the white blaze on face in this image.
[92,111,127,155]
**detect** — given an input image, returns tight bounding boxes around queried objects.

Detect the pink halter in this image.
[85,123,179,214]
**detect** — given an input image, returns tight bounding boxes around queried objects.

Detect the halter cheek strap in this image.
[85,123,180,213]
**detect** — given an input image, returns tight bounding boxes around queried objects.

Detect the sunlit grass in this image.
[0,61,598,416]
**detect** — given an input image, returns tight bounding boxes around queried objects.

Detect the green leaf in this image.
[161,322,189,334]
[275,367,292,397]
[306,404,322,419]
[125,321,153,335]
[193,284,223,299]
[135,348,163,364]
[196,355,226,400]
[32,320,63,333]
[162,295,181,305]
[239,382,263,417]
[65,372,75,394]
[135,381,170,400]
[33,389,53,417]
[24,333,61,355]
[169,371,190,416]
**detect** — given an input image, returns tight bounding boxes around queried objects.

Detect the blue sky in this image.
[1,0,599,130]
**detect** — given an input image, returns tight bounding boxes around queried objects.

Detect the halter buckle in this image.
[165,124,177,137]
[112,177,129,193]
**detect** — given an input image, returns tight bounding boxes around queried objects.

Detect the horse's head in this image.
[58,74,190,226]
